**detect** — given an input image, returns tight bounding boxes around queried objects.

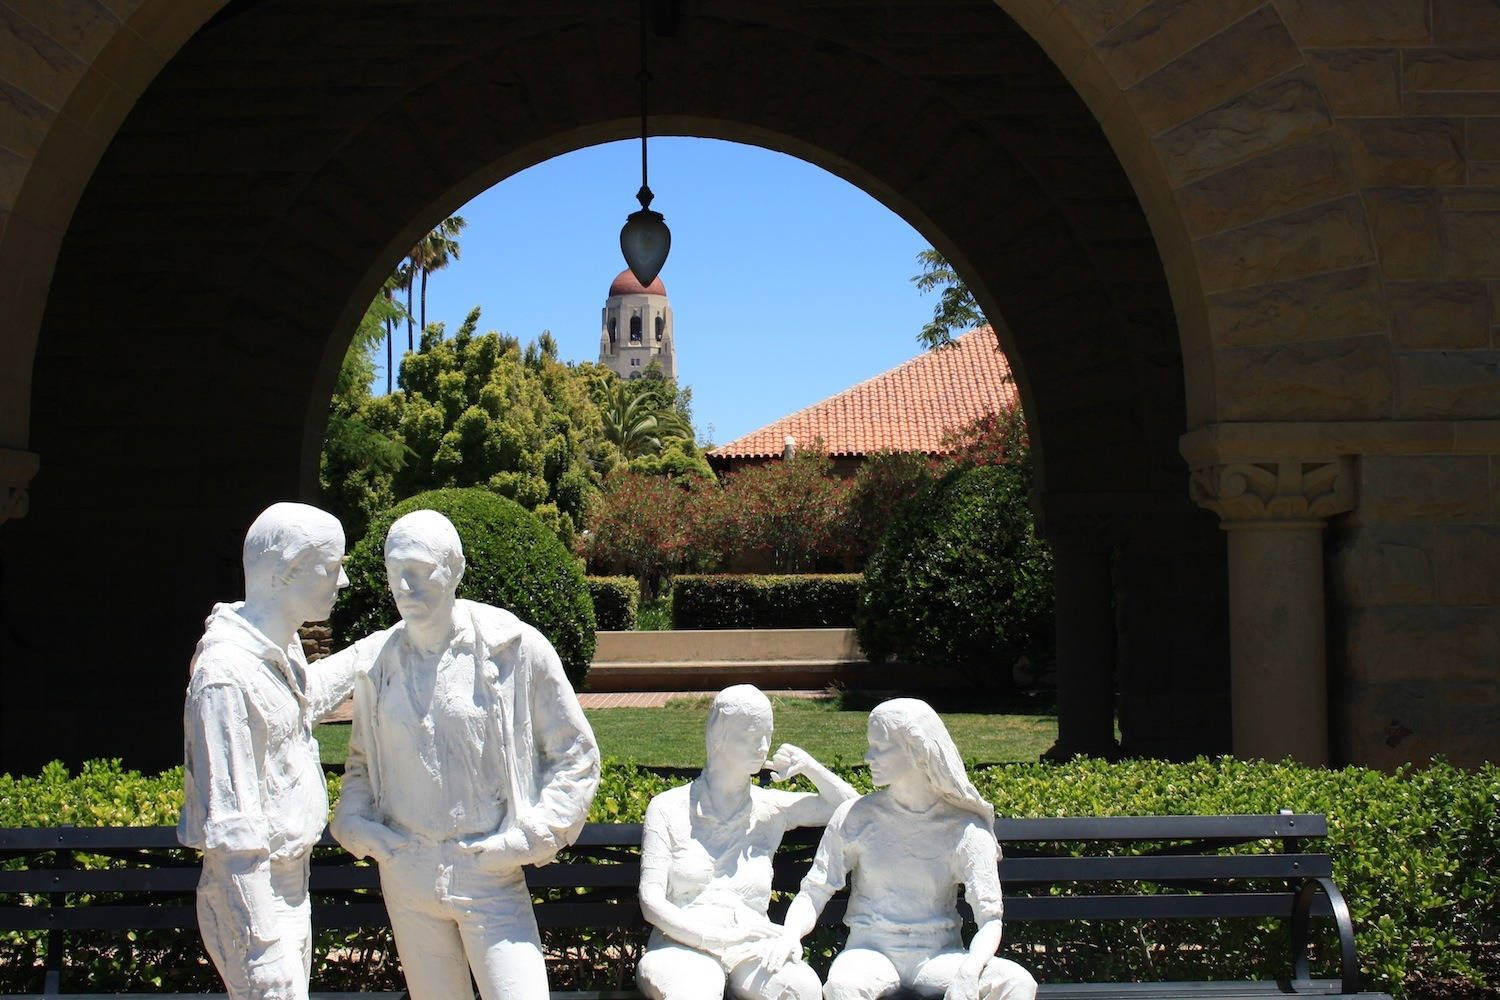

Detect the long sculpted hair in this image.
[868,698,995,826]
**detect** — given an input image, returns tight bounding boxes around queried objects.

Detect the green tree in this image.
[320,288,411,540]
[384,306,605,545]
[409,214,467,339]
[599,382,689,459]
[913,247,985,349]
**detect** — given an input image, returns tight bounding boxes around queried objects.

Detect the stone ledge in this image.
[1182,420,1500,464]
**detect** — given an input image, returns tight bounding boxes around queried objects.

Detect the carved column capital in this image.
[1190,456,1355,526]
[0,449,40,524]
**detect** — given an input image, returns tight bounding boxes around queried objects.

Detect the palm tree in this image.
[407,215,467,343]
[600,382,693,459]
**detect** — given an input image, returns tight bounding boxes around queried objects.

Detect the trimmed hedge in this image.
[3,757,1497,998]
[587,576,640,631]
[333,487,596,689]
[672,574,861,629]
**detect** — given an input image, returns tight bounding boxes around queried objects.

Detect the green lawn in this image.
[317,692,1057,768]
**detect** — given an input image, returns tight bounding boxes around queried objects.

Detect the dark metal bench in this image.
[0,814,1390,1000]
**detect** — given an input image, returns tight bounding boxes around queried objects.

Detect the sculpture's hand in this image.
[246,937,296,1000]
[363,824,409,865]
[945,961,983,1000]
[759,930,804,973]
[767,744,811,782]
[458,827,531,873]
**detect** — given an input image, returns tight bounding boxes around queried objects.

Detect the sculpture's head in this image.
[866,698,994,824]
[384,510,466,630]
[242,502,348,624]
[705,684,774,776]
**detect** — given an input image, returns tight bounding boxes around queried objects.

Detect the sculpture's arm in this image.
[517,639,601,857]
[767,743,858,827]
[187,683,281,948]
[304,633,380,723]
[637,798,773,952]
[328,678,404,863]
[949,822,1007,1000]
[764,799,856,971]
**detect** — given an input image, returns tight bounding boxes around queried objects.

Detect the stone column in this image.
[1040,508,1119,761]
[0,449,39,525]
[1190,458,1355,765]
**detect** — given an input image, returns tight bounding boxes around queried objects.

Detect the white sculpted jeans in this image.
[197,852,312,1000]
[378,838,548,1000]
[824,927,1038,1000]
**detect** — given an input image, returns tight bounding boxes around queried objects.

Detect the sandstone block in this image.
[1194,195,1374,293]
[1429,525,1500,604]
[1330,525,1435,606]
[1471,161,1500,184]
[1204,266,1385,348]
[1469,117,1500,160]
[1341,608,1500,684]
[1340,117,1466,186]
[1360,454,1492,522]
[1274,0,1431,46]
[1173,129,1353,237]
[1440,208,1500,278]
[1364,188,1442,279]
[1404,91,1500,115]
[1396,349,1500,417]
[1126,6,1301,134]
[1305,48,1402,117]
[1388,281,1491,348]
[3,1,122,64]
[1331,679,1500,770]
[1215,333,1393,420]
[0,82,52,163]
[1155,70,1331,185]
[1060,0,1156,42]
[1404,47,1500,92]
[1093,0,1261,88]
[1434,0,1500,43]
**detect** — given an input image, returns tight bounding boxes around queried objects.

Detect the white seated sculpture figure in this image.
[768,698,1038,1000]
[637,684,858,1000]
[330,509,601,1000]
[179,502,363,1000]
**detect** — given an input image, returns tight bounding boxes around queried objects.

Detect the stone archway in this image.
[2,1,1496,770]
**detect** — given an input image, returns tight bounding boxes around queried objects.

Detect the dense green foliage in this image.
[857,463,1054,687]
[587,576,640,631]
[320,300,705,550]
[2,757,1497,997]
[672,574,862,629]
[333,488,596,687]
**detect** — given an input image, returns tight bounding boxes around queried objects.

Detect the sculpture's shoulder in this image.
[644,783,691,828]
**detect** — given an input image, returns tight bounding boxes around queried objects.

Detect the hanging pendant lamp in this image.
[620,0,670,286]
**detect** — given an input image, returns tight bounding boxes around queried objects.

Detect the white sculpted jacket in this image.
[179,602,357,859]
[331,599,600,866]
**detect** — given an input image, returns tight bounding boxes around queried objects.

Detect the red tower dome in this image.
[608,269,666,297]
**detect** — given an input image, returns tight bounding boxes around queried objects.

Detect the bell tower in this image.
[598,268,674,380]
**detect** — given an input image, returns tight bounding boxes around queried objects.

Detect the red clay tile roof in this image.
[609,269,666,297]
[710,327,1018,460]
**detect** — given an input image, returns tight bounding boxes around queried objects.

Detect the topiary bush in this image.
[672,574,862,629]
[587,576,640,631]
[856,464,1053,687]
[333,487,596,688]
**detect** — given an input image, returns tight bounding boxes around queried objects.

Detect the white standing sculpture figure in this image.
[637,685,858,1000]
[768,699,1038,1000]
[179,502,361,1000]
[330,509,601,1000]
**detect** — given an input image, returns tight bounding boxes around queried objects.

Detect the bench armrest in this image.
[1290,877,1360,995]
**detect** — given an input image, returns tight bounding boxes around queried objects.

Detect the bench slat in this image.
[993,816,1326,842]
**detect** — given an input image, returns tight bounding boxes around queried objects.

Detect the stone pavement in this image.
[321,689,831,722]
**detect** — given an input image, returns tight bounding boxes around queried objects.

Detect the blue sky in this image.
[379,137,942,447]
